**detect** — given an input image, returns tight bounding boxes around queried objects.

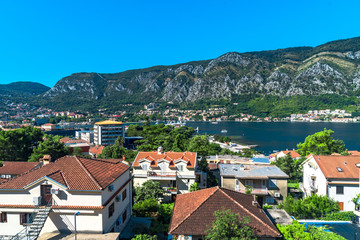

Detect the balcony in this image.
[147,170,177,180]
[238,187,268,195]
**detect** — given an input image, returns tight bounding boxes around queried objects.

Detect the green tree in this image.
[297,128,347,156]
[72,147,83,157]
[158,202,174,224]
[206,208,256,240]
[189,182,200,192]
[271,153,304,182]
[131,234,157,240]
[0,126,44,161]
[134,180,164,202]
[29,135,70,162]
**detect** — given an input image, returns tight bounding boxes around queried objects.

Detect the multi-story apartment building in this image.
[94,120,125,146]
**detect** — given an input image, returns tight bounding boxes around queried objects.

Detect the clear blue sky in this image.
[0,0,359,87]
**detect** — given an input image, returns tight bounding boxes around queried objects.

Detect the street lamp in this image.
[74,211,80,240]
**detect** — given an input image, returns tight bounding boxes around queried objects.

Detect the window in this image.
[0,212,7,223]
[266,196,275,204]
[108,202,115,218]
[122,210,127,223]
[141,164,148,171]
[20,213,31,225]
[235,179,240,191]
[122,188,127,201]
[269,179,277,188]
[336,186,344,195]
[177,164,184,172]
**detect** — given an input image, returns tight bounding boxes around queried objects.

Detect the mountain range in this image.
[6,37,360,114]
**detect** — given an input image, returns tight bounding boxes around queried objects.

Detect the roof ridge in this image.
[220,188,279,236]
[170,187,219,233]
[74,156,102,190]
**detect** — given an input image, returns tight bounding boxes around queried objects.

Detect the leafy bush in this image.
[158,203,174,224]
[321,211,356,221]
[134,181,164,202]
[131,234,157,240]
[279,195,340,219]
[133,198,159,217]
[277,221,346,240]
[262,204,273,210]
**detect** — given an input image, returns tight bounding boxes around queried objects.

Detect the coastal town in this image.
[0,118,359,239]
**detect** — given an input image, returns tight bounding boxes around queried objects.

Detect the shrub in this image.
[133,198,159,217]
[321,211,357,221]
[279,195,339,219]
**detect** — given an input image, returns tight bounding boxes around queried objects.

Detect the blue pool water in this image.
[298,221,360,239]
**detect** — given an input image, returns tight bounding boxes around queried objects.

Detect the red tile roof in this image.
[133,151,197,169]
[0,156,129,191]
[0,161,40,175]
[349,151,360,156]
[90,145,105,156]
[271,150,300,158]
[169,187,280,237]
[310,155,360,179]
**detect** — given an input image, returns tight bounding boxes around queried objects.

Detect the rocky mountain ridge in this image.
[39,37,360,110]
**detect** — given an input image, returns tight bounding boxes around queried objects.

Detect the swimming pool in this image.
[298,220,360,239]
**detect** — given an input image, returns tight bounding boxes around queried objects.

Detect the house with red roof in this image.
[0,156,131,238]
[169,187,281,239]
[270,149,301,160]
[0,161,41,180]
[302,154,360,211]
[132,147,201,195]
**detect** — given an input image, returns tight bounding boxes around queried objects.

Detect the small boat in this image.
[221,129,228,133]
[211,122,218,124]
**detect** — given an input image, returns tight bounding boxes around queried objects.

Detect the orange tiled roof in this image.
[90,145,105,156]
[132,151,197,169]
[311,155,360,179]
[271,150,300,158]
[0,161,40,175]
[169,187,280,237]
[349,151,360,156]
[60,137,72,143]
[0,156,129,191]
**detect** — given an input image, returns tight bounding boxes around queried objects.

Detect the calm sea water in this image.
[185,121,360,155]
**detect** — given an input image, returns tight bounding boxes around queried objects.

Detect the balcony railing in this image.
[238,187,268,195]
[147,170,177,180]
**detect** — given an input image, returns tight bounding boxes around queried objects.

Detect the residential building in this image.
[0,161,40,180]
[60,138,93,155]
[132,148,203,195]
[168,187,281,240]
[302,155,360,211]
[219,164,288,206]
[75,130,94,144]
[90,145,105,158]
[41,123,56,131]
[270,150,300,160]
[0,156,131,237]
[94,120,125,146]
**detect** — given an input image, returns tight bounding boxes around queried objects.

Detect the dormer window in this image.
[336,167,343,172]
[141,164,148,171]
[177,165,184,172]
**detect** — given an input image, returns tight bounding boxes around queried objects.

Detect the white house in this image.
[0,156,132,238]
[302,155,360,211]
[132,148,203,195]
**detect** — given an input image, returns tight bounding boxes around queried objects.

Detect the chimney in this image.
[122,154,126,161]
[41,155,51,165]
[252,195,257,206]
[157,146,163,155]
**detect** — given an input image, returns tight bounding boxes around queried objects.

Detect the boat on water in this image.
[211,122,218,124]
[221,129,228,133]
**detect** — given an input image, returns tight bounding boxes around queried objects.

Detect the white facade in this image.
[302,156,360,211]
[94,122,125,146]
[133,159,196,194]
[0,169,132,236]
